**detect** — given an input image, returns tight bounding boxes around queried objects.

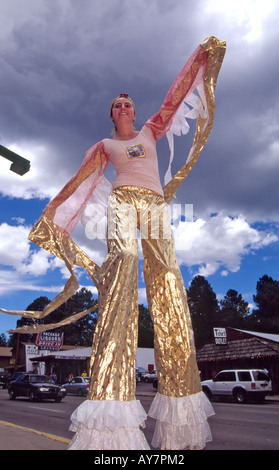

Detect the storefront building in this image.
[30,347,155,384]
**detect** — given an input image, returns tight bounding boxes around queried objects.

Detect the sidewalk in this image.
[0,420,69,450]
[266,394,279,402]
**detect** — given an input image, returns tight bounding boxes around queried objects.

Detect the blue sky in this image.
[1,0,279,335]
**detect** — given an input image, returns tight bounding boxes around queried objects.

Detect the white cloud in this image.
[205,0,278,43]
[0,269,63,296]
[173,213,278,277]
[0,223,30,267]
[0,222,62,276]
[138,287,147,305]
[19,249,57,277]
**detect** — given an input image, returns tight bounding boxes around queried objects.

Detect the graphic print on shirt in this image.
[125,144,146,159]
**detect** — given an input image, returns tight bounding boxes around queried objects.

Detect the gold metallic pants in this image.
[88,186,201,401]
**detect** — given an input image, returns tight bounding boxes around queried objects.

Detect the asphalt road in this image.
[0,384,278,450]
[206,399,279,450]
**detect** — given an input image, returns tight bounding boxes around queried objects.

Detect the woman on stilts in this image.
[1,37,226,450]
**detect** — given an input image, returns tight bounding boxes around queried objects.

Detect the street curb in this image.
[0,420,70,445]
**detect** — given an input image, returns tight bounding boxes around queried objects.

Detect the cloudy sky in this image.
[0,0,279,335]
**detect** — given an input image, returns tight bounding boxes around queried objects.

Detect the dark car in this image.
[9,371,24,384]
[8,374,67,402]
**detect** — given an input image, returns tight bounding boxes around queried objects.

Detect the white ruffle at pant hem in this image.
[149,391,215,450]
[68,399,149,450]
[68,391,214,451]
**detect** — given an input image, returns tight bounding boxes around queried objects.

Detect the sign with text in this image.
[213,328,227,345]
[35,332,64,351]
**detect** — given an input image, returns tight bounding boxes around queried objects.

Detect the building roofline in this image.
[230,328,279,344]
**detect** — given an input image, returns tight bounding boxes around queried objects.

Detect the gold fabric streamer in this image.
[164,36,226,203]
[4,305,98,334]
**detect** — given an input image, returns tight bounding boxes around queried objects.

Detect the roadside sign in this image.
[35,332,64,351]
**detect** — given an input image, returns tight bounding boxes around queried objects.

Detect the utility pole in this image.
[15,333,20,371]
[0,145,30,175]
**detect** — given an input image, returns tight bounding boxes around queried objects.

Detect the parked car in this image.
[135,368,141,383]
[62,376,89,396]
[0,369,9,389]
[8,374,66,402]
[144,369,157,383]
[9,371,24,383]
[201,369,272,404]
[137,367,149,381]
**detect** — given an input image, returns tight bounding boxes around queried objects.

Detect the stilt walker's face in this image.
[110,98,136,128]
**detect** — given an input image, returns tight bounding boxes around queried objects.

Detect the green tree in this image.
[187,275,220,348]
[0,333,7,346]
[138,304,154,347]
[219,289,250,328]
[249,275,279,333]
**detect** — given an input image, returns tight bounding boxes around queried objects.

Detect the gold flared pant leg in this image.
[88,190,139,401]
[142,218,202,399]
